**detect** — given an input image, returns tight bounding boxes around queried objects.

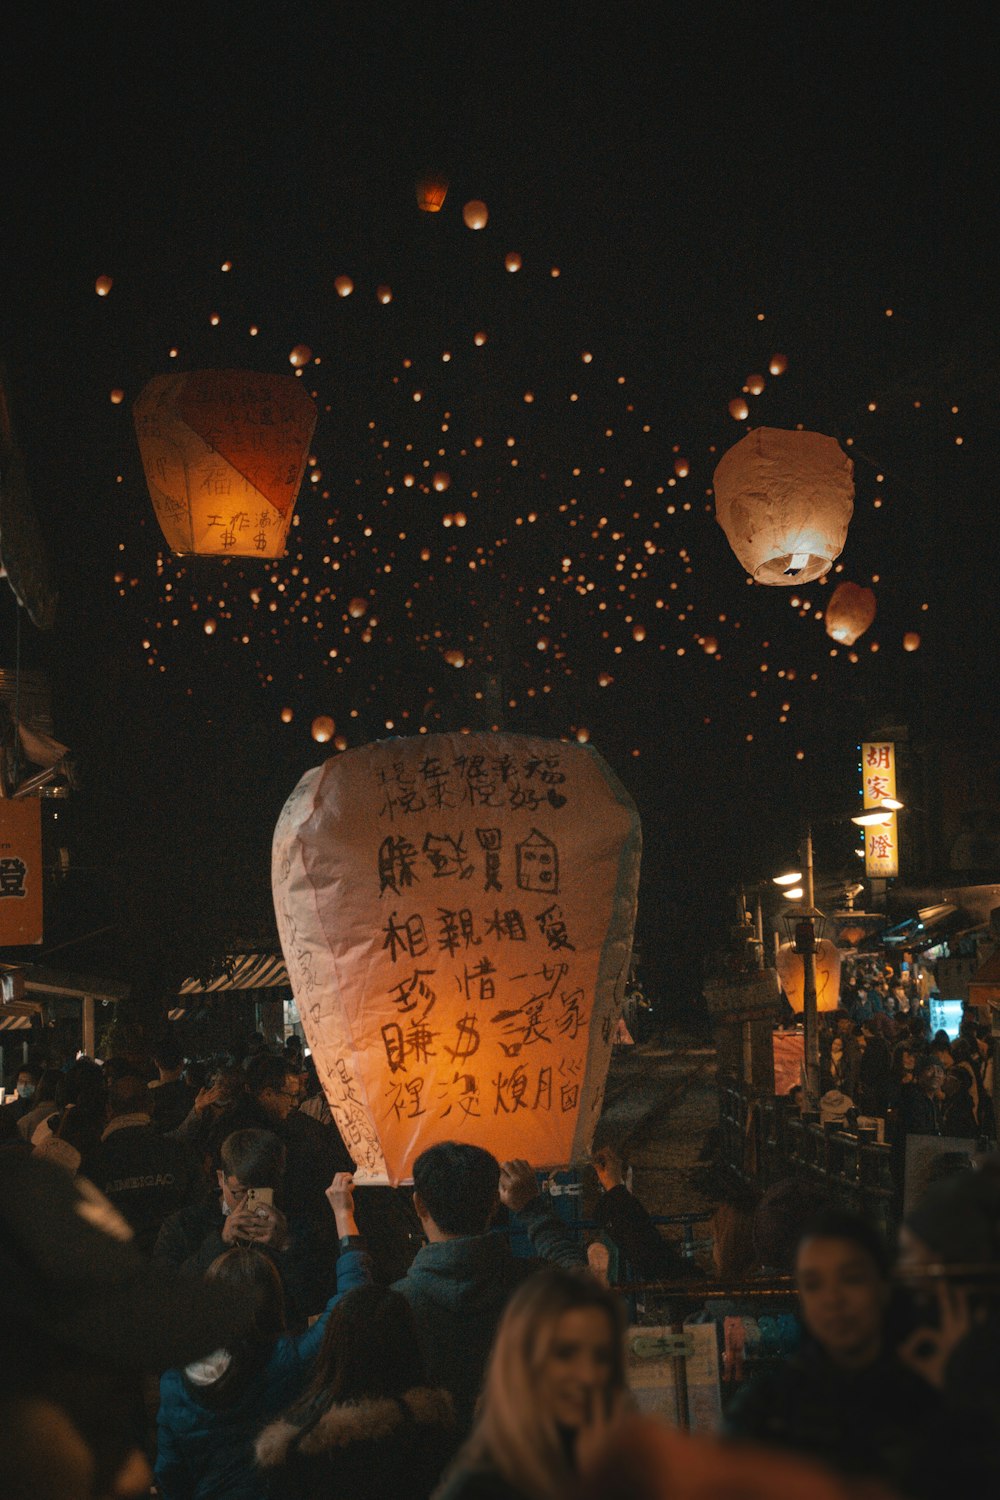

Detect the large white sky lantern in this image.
[713,426,855,585]
[272,731,641,1185]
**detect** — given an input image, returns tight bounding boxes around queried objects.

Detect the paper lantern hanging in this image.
[272,731,642,1184]
[824,582,877,645]
[133,370,317,558]
[713,426,855,585]
[776,939,842,1014]
[416,173,449,212]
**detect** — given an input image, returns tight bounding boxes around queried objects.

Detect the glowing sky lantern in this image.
[432,471,451,492]
[415,173,449,212]
[728,397,750,421]
[824,581,876,645]
[376,285,393,304]
[347,598,368,619]
[776,939,842,1014]
[289,345,312,367]
[713,426,855,586]
[903,631,921,652]
[443,648,465,667]
[769,353,789,376]
[745,373,766,396]
[673,458,690,478]
[334,275,354,298]
[95,274,113,296]
[133,369,317,558]
[505,252,523,273]
[463,200,489,229]
[311,715,335,743]
[272,731,642,1183]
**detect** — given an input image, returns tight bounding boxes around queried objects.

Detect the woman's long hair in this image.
[286,1284,428,1424]
[443,1267,627,1500]
[182,1246,286,1408]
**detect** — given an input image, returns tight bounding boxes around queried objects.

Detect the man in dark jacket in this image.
[154,1126,334,1328]
[86,1075,200,1255]
[149,1039,196,1134]
[391,1141,586,1440]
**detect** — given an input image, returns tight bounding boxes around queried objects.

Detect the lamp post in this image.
[796,824,822,1113]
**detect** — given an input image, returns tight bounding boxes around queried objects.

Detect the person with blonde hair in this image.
[434,1266,629,1500]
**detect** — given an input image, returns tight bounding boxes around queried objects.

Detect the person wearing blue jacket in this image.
[155,1171,370,1500]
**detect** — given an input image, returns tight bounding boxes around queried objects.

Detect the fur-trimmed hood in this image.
[255,1386,454,1470]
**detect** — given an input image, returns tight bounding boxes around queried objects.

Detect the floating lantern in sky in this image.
[376,285,393,304]
[903,631,921,652]
[505,252,522,273]
[713,426,855,585]
[415,173,449,212]
[824,582,876,644]
[280,707,294,723]
[133,369,318,557]
[632,624,646,641]
[311,715,335,743]
[776,939,842,1014]
[432,471,451,492]
[289,345,312,367]
[272,731,641,1182]
[443,648,465,667]
[728,397,750,421]
[109,388,125,405]
[769,353,789,376]
[673,458,690,478]
[95,274,113,297]
[347,598,368,619]
[334,275,354,298]
[463,199,488,229]
[745,373,766,396]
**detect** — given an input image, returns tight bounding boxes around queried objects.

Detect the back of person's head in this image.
[466,1268,627,1500]
[295,1285,428,1416]
[412,1141,501,1235]
[189,1247,286,1407]
[54,1060,105,1113]
[795,1207,891,1279]
[102,1056,146,1086]
[153,1039,184,1073]
[752,1178,834,1273]
[245,1053,292,1099]
[32,1069,63,1105]
[219,1128,285,1189]
[107,1075,151,1120]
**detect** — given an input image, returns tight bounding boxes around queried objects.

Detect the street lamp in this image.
[773,824,823,1112]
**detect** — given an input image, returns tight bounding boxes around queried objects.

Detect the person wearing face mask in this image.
[433,1267,630,1500]
[4,1063,40,1120]
[723,1209,944,1498]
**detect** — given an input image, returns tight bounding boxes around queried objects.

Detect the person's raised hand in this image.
[498,1158,539,1214]
[194,1081,225,1116]
[221,1205,257,1245]
[898,1282,972,1389]
[245,1202,290,1252]
[325,1172,359,1238]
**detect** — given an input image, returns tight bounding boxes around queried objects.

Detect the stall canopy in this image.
[172,952,289,1019]
[968,949,1000,1007]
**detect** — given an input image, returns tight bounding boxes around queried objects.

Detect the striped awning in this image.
[0,1013,32,1030]
[178,953,289,995]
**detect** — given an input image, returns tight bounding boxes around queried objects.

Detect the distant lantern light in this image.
[575,727,591,743]
[632,625,646,642]
[203,618,217,635]
[453,511,467,527]
[334,275,354,297]
[133,369,317,558]
[769,353,789,376]
[312,715,335,743]
[95,274,113,297]
[280,707,294,723]
[536,637,550,651]
[333,734,347,751]
[110,388,125,405]
[504,252,522,273]
[713,426,855,586]
[376,284,393,304]
[825,581,877,644]
[474,331,487,346]
[674,458,690,478]
[415,173,449,212]
[289,345,312,367]
[903,631,921,652]
[728,397,750,421]
[347,598,368,619]
[432,472,451,492]
[746,373,766,396]
[463,199,488,229]
[703,636,718,654]
[444,649,465,667]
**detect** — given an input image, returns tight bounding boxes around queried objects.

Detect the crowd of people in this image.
[2,1022,999,1500]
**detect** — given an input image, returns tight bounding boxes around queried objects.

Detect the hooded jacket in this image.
[155,1245,371,1500]
[255,1385,455,1500]
[391,1194,585,1438]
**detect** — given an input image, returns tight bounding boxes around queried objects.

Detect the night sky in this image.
[1,6,997,1015]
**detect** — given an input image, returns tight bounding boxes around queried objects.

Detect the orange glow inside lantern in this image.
[272,732,641,1183]
[347,598,368,619]
[334,275,354,298]
[95,274,113,297]
[713,426,855,586]
[825,582,877,645]
[416,174,449,212]
[463,199,489,229]
[133,369,317,558]
[312,716,335,743]
[903,631,921,652]
[776,939,842,1013]
[728,397,749,421]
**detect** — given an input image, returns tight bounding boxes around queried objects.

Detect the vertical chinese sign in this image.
[0,798,43,944]
[861,740,899,878]
[273,732,641,1185]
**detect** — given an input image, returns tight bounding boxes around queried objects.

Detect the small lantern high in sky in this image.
[272,731,641,1184]
[133,369,317,557]
[825,581,877,645]
[713,426,855,585]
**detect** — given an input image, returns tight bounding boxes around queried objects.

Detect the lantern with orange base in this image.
[776,939,842,1014]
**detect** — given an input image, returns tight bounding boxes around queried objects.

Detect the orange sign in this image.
[861,741,899,878]
[273,732,641,1185]
[0,798,43,945]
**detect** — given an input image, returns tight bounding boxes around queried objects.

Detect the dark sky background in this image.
[1,4,997,1016]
